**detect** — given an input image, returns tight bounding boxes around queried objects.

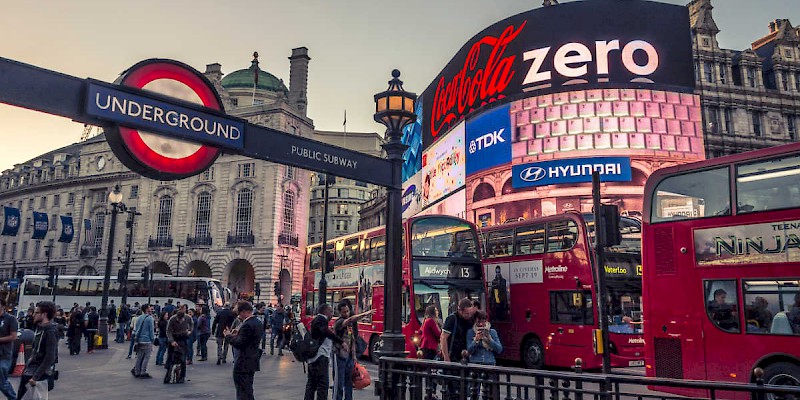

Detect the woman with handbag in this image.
[419,305,442,360]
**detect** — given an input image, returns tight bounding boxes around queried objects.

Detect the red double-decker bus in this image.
[301,215,484,362]
[643,142,800,396]
[481,212,644,370]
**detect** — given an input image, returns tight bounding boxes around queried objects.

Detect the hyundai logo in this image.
[520,166,547,182]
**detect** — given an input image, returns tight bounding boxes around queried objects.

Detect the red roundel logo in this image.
[106,59,224,180]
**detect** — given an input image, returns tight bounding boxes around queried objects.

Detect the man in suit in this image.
[226,300,263,400]
[212,303,236,365]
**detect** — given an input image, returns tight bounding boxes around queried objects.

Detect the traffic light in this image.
[254,282,261,297]
[117,267,128,282]
[598,204,622,247]
[273,281,281,298]
[142,266,150,285]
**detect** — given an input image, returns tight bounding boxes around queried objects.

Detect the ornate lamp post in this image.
[374,69,416,358]
[99,184,123,349]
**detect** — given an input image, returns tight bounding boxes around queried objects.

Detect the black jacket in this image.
[24,323,58,381]
[212,308,236,338]
[230,316,264,373]
[310,315,341,346]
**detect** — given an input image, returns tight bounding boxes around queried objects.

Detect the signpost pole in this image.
[592,171,611,374]
[99,186,123,350]
[318,174,331,306]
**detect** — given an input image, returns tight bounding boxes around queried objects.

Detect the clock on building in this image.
[96,156,106,171]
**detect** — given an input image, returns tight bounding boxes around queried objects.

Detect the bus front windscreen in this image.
[410,217,479,259]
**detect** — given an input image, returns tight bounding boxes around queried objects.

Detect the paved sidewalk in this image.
[11,336,379,400]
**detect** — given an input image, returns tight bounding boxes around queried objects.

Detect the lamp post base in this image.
[97,317,109,350]
[376,332,408,359]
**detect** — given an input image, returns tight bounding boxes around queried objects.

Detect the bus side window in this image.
[335,241,345,267]
[704,280,740,333]
[345,238,359,265]
[652,167,730,222]
[487,229,514,257]
[516,224,545,255]
[550,290,594,325]
[360,239,369,262]
[736,154,800,213]
[547,220,578,253]
[371,236,386,262]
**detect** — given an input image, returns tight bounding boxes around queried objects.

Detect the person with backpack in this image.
[196,306,211,362]
[16,301,58,400]
[212,303,236,365]
[116,304,131,343]
[304,303,342,400]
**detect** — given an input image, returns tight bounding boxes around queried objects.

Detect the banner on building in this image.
[83,218,93,244]
[1,207,20,236]
[32,212,49,240]
[59,215,74,243]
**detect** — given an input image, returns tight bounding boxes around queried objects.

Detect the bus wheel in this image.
[763,362,800,400]
[522,338,545,369]
[369,335,382,364]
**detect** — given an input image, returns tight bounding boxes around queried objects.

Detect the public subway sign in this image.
[420,0,694,149]
[512,156,631,188]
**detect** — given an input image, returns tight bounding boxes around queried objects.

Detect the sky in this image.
[0,0,798,171]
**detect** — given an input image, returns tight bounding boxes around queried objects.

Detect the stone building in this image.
[0,49,313,306]
[690,0,800,156]
[307,130,384,244]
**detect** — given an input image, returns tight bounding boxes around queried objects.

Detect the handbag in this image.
[352,362,371,390]
[355,335,367,356]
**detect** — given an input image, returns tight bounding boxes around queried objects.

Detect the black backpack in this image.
[288,322,319,363]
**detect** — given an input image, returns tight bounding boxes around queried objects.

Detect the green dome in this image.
[221,66,288,93]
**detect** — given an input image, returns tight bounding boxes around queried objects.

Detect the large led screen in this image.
[421,122,466,207]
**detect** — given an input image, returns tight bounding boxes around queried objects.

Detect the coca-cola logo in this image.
[430,22,527,139]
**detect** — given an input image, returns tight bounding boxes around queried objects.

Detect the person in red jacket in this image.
[419,305,442,360]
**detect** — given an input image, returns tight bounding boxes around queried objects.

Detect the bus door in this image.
[700,278,745,382]
[548,289,595,349]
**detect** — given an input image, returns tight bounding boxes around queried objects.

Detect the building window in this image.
[795,73,800,91]
[338,189,349,198]
[719,66,726,84]
[50,214,57,231]
[337,204,349,215]
[235,188,253,236]
[195,192,212,238]
[704,62,715,83]
[93,212,105,250]
[129,185,139,199]
[202,167,214,181]
[788,115,797,140]
[238,163,255,178]
[21,241,28,260]
[747,67,756,88]
[10,243,16,260]
[336,220,349,231]
[310,220,316,233]
[230,98,238,107]
[61,241,68,257]
[39,196,47,208]
[33,241,41,259]
[0,244,5,261]
[157,195,173,241]
[67,193,74,205]
[782,72,790,91]
[283,190,295,233]
[723,108,734,135]
[285,166,295,180]
[706,107,720,133]
[24,218,31,233]
[753,112,763,137]
[27,199,33,210]
[53,194,60,208]
[46,239,54,258]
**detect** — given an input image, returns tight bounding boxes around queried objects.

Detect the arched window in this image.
[195,192,212,238]
[283,190,295,233]
[235,188,253,237]
[157,195,173,240]
[93,212,105,250]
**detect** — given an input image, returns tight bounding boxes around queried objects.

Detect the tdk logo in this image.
[519,166,547,182]
[469,129,505,154]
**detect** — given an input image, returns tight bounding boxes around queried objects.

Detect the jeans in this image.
[155,337,168,365]
[127,335,136,356]
[85,330,96,352]
[116,321,129,343]
[270,329,283,355]
[334,355,354,400]
[0,359,16,400]
[304,356,329,400]
[134,343,153,376]
[164,340,187,383]
[187,336,196,362]
[216,336,230,362]
[198,334,210,360]
[233,371,255,400]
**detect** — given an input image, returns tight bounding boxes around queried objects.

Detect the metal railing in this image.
[377,357,800,400]
[227,232,254,246]
[186,234,213,248]
[278,232,299,247]
[147,235,173,249]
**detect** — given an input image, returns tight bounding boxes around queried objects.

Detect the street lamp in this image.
[175,244,184,276]
[374,69,416,359]
[119,208,141,307]
[99,184,124,350]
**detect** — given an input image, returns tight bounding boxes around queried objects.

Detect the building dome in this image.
[221,55,288,94]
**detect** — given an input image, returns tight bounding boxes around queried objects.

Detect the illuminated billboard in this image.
[466,104,512,176]
[421,122,466,207]
[421,0,694,149]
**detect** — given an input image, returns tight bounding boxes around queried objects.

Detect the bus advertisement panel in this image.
[482,212,643,370]
[642,142,800,397]
[302,215,484,362]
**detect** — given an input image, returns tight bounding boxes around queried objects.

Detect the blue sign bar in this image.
[86,83,245,150]
[512,157,632,188]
